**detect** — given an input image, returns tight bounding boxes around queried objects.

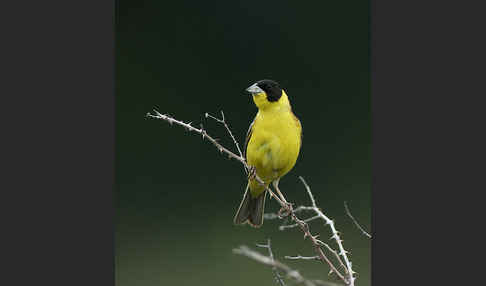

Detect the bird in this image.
[233,79,302,227]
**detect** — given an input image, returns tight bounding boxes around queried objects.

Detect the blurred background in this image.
[116,1,370,285]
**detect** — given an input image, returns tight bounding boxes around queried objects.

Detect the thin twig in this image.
[344,201,371,239]
[315,240,348,274]
[293,206,316,213]
[284,210,346,283]
[147,110,246,165]
[205,111,245,170]
[233,246,342,286]
[285,255,320,261]
[278,215,321,230]
[256,239,286,286]
[263,213,282,220]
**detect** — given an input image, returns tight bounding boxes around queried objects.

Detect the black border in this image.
[2,1,114,285]
[373,0,484,285]
[2,0,483,285]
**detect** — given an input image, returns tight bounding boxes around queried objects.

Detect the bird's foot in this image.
[278,202,294,218]
[247,165,257,180]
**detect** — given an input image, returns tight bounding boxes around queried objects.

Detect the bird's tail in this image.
[233,183,267,228]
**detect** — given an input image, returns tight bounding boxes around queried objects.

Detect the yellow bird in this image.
[234,79,302,227]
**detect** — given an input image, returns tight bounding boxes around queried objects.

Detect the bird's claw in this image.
[277,202,294,218]
[278,207,290,218]
[247,166,257,180]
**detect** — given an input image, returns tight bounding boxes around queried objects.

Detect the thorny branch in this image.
[299,177,356,285]
[233,245,342,286]
[265,179,357,284]
[344,201,371,239]
[146,110,246,166]
[285,255,320,261]
[146,109,284,205]
[146,109,356,286]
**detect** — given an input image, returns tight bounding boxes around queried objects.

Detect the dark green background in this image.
[116,1,370,285]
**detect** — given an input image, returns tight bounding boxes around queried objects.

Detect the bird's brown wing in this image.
[292,112,303,145]
[243,116,256,160]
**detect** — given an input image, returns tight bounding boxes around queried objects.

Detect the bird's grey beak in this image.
[246,83,264,94]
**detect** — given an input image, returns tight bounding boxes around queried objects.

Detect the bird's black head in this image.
[256,79,282,102]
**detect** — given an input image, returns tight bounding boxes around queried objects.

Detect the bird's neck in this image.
[259,91,292,114]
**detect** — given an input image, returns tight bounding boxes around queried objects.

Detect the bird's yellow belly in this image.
[246,113,301,197]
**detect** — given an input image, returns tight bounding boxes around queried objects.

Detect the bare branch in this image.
[315,240,348,274]
[265,182,355,284]
[344,201,371,239]
[233,246,342,286]
[147,109,284,202]
[284,243,346,274]
[147,110,246,166]
[298,177,356,286]
[263,213,282,220]
[262,194,348,282]
[256,239,286,286]
[293,206,316,213]
[285,255,320,261]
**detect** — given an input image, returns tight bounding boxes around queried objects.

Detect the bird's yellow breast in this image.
[246,105,302,197]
